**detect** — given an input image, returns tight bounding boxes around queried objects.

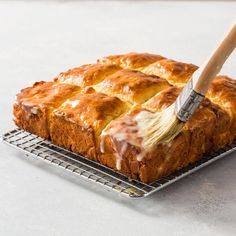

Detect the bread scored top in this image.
[13,52,236,183]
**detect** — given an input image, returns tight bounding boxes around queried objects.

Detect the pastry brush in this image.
[137,21,236,149]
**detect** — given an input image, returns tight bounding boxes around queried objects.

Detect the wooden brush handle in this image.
[193,21,236,95]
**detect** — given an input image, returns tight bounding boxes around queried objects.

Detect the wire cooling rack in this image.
[1,128,236,198]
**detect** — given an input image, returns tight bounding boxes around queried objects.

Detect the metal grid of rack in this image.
[1,128,236,198]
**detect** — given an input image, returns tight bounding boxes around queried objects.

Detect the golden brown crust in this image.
[50,90,129,159]
[50,115,97,160]
[13,103,49,139]
[53,90,129,136]
[93,69,171,104]
[13,81,80,139]
[143,86,181,111]
[98,52,165,69]
[141,59,198,86]
[99,53,198,86]
[55,63,121,88]
[207,76,236,134]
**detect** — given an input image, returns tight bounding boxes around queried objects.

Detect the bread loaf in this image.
[13,53,236,183]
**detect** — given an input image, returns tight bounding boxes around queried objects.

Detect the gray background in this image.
[0,1,236,236]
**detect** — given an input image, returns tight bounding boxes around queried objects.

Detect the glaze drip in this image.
[100,111,147,170]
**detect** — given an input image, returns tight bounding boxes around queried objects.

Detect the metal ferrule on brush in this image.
[175,79,204,122]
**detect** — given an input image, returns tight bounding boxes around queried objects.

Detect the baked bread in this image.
[55,63,121,88]
[13,81,80,139]
[13,53,236,183]
[50,88,129,160]
[98,53,198,86]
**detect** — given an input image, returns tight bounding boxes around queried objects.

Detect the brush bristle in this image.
[134,103,184,149]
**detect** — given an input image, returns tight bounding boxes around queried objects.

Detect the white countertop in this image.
[0,1,236,236]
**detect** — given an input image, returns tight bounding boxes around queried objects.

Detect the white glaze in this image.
[62,100,80,108]
[100,112,147,170]
[31,107,38,114]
